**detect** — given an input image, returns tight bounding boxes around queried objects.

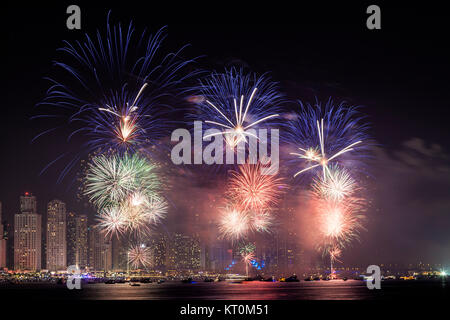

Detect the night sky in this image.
[4,4,450,266]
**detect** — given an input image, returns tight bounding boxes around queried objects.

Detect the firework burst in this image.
[83,153,160,209]
[250,211,274,233]
[312,165,357,201]
[218,206,250,241]
[128,244,152,269]
[96,206,127,238]
[239,243,256,277]
[315,195,366,251]
[285,100,371,181]
[227,162,285,211]
[193,68,283,149]
[329,246,342,264]
[34,12,198,183]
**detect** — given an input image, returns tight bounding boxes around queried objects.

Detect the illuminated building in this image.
[66,212,88,269]
[88,226,112,271]
[14,193,42,271]
[20,192,37,214]
[150,232,168,271]
[111,236,127,271]
[46,200,67,271]
[0,202,7,268]
[167,233,201,273]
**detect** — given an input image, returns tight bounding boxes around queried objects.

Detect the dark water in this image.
[1,280,449,300]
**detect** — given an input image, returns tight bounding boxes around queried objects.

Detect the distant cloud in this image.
[350,138,450,266]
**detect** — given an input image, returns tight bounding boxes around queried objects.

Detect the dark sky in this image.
[4,4,450,266]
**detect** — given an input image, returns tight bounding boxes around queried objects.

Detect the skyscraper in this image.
[14,193,42,271]
[66,212,88,269]
[150,233,168,271]
[88,226,112,271]
[167,233,201,273]
[46,200,67,271]
[111,236,127,271]
[20,192,36,214]
[0,201,7,268]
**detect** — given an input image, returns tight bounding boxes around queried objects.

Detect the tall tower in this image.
[0,201,7,268]
[20,192,36,214]
[46,200,67,271]
[14,193,42,271]
[88,226,112,271]
[111,236,127,271]
[66,212,88,269]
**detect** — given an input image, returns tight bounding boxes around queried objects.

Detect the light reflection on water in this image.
[2,280,449,300]
[70,280,371,300]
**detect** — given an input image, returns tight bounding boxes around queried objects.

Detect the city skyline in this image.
[0,192,448,274]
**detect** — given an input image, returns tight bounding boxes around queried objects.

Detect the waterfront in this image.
[1,279,449,300]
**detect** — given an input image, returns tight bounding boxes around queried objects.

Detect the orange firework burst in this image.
[227,162,285,211]
[315,196,365,250]
[329,246,342,263]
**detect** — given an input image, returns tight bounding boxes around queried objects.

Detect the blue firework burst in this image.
[34,12,198,183]
[283,99,372,182]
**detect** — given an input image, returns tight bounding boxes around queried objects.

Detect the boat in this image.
[104,279,115,284]
[129,282,141,286]
[181,278,193,283]
[343,277,348,281]
[204,278,214,282]
[284,275,300,282]
[262,276,275,282]
[140,278,152,283]
[225,274,246,283]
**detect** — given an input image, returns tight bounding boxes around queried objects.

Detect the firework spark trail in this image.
[312,165,357,202]
[34,12,198,183]
[82,152,168,238]
[227,162,285,211]
[250,210,274,233]
[83,153,160,209]
[203,87,279,148]
[314,193,366,252]
[218,207,250,241]
[239,243,256,277]
[193,68,283,149]
[291,118,362,179]
[242,251,255,266]
[128,244,152,269]
[97,83,150,148]
[329,246,342,263]
[285,100,371,182]
[97,206,127,238]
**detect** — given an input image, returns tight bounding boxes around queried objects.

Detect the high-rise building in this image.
[88,226,112,271]
[111,236,127,271]
[20,192,36,214]
[66,212,88,269]
[0,201,7,268]
[167,233,201,273]
[14,193,42,271]
[149,233,168,272]
[46,200,67,271]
